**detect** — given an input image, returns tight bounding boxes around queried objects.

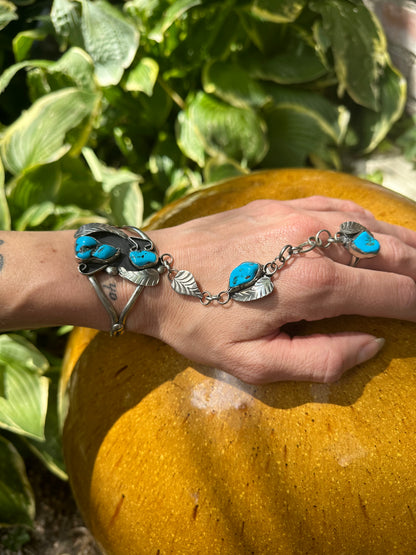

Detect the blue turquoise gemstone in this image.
[229,262,260,288]
[352,231,380,255]
[129,250,157,268]
[75,236,97,259]
[93,244,118,260]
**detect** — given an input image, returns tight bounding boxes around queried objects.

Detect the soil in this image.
[0,458,100,555]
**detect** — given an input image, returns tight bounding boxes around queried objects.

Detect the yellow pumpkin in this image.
[61,169,416,554]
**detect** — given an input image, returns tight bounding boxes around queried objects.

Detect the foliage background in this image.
[0,0,411,545]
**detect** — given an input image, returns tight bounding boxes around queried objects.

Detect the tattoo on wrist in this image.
[102,281,117,301]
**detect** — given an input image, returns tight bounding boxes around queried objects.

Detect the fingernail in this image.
[357,337,385,365]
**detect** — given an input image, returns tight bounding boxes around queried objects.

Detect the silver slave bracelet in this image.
[75,221,380,335]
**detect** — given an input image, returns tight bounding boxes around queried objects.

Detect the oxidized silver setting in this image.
[75,224,164,335]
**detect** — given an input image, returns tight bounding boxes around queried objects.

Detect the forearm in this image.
[0,230,120,331]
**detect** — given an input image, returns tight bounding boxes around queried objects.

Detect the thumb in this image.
[230,332,385,384]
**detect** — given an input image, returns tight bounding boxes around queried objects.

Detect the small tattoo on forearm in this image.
[102,282,117,301]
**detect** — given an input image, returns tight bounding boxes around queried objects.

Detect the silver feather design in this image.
[170,270,203,298]
[74,223,128,239]
[232,275,274,302]
[119,267,160,286]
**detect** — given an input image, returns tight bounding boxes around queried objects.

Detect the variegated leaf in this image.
[232,275,273,302]
[119,267,160,286]
[171,270,202,298]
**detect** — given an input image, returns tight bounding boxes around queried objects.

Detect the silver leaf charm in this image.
[339,221,366,237]
[171,270,203,298]
[119,267,160,286]
[232,275,274,302]
[74,223,128,239]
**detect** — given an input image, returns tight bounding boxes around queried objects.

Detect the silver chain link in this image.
[160,229,341,305]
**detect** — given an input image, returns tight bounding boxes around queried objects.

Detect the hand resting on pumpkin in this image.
[1,196,415,383]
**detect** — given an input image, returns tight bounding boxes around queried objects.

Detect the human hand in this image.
[132,196,416,383]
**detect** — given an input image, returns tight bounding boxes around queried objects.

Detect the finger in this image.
[317,231,416,279]
[229,332,385,383]
[287,260,416,323]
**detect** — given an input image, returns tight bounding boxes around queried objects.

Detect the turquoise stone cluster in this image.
[75,236,118,261]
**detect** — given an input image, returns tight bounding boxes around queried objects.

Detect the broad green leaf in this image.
[251,0,306,23]
[0,49,95,97]
[81,0,139,86]
[7,162,62,216]
[177,92,268,167]
[25,369,67,480]
[13,28,47,63]
[262,98,344,168]
[310,0,387,110]
[354,63,407,153]
[0,157,11,230]
[15,201,106,231]
[265,84,350,144]
[0,0,17,31]
[149,0,202,42]
[0,436,35,527]
[124,57,159,96]
[0,60,52,95]
[48,47,96,92]
[0,88,98,175]
[51,0,83,45]
[204,156,247,184]
[247,44,328,85]
[202,61,270,109]
[149,132,186,191]
[164,167,202,204]
[83,147,143,226]
[0,334,49,440]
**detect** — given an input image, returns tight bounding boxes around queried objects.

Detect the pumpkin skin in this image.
[61,169,416,554]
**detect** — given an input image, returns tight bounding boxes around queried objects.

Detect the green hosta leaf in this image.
[49,47,96,92]
[81,0,139,86]
[0,48,95,96]
[13,28,48,63]
[0,0,17,31]
[177,92,268,167]
[266,84,350,144]
[354,63,407,153]
[83,147,143,226]
[0,60,52,96]
[262,86,349,168]
[51,0,83,46]
[15,201,106,231]
[204,156,247,184]
[0,436,35,527]
[164,167,202,204]
[149,0,202,42]
[202,61,270,109]
[0,334,49,440]
[247,43,328,85]
[25,369,67,480]
[250,0,306,23]
[124,57,159,96]
[0,157,11,230]
[0,88,98,175]
[310,0,387,110]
